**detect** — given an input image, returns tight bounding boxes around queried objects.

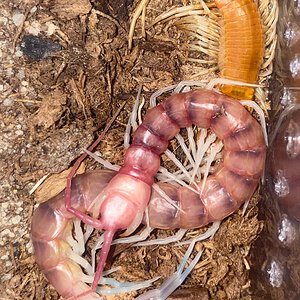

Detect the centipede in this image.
[215,0,264,100]
[32,87,266,299]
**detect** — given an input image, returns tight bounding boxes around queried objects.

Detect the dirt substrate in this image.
[0,1,263,299]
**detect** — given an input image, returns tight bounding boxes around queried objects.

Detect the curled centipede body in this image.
[31,89,266,299]
[215,0,264,99]
[31,171,114,300]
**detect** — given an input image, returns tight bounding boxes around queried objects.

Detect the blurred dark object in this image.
[167,287,209,300]
[20,35,62,60]
[92,0,133,22]
[250,1,300,299]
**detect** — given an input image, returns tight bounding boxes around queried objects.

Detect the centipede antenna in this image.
[160,248,203,299]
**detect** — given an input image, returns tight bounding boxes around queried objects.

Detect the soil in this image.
[0,1,264,299]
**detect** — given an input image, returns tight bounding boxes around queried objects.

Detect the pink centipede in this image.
[32,88,266,299]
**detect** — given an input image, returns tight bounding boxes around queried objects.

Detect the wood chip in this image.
[48,0,92,20]
[34,163,85,203]
[31,89,66,129]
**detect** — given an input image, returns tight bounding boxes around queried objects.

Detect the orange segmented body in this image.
[215,0,264,100]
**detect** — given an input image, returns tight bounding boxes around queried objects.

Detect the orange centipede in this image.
[215,0,264,100]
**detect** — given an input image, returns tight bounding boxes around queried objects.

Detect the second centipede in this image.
[215,0,264,100]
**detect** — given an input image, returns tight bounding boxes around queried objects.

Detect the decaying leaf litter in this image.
[0,0,277,299]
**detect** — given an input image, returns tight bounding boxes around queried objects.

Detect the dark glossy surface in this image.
[167,287,209,300]
[250,1,300,299]
[269,106,300,220]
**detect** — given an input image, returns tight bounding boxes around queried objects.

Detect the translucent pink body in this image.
[31,170,114,299]
[142,90,266,227]
[32,89,266,299]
